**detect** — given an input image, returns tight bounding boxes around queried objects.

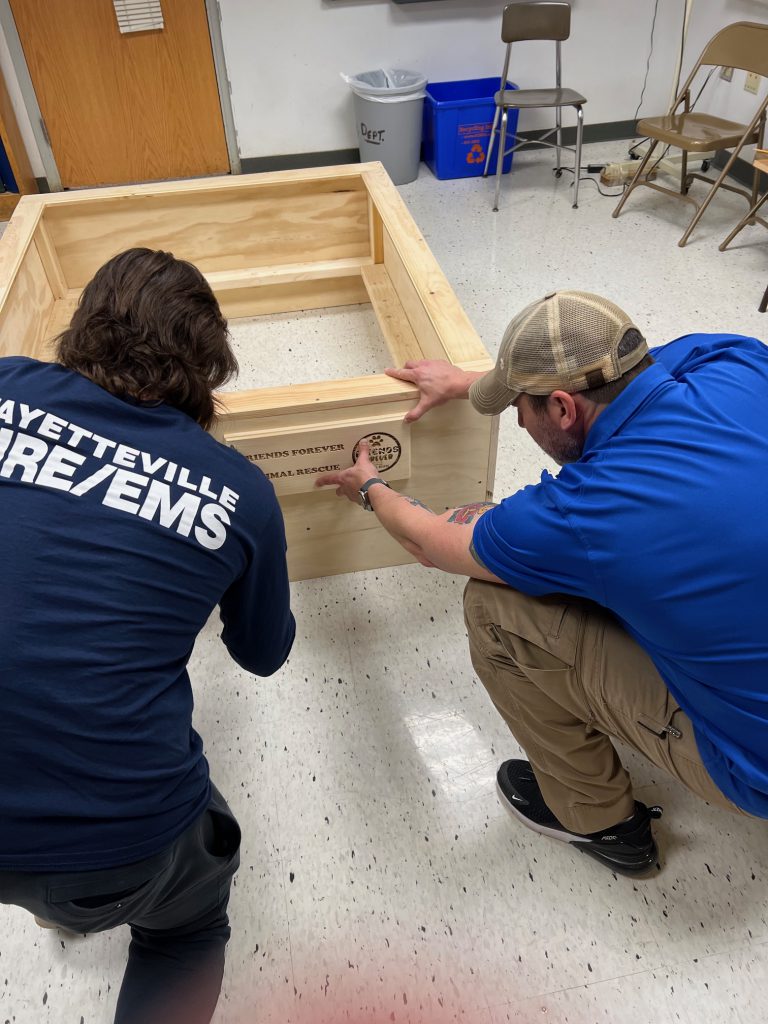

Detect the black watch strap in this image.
[358,476,390,511]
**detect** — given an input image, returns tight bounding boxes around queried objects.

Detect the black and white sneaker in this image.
[497,759,662,877]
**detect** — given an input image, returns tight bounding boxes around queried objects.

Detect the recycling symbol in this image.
[466,143,486,165]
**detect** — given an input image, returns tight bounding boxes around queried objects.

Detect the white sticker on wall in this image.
[113,1,164,34]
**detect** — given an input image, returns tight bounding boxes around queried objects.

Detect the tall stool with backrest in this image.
[484,1,586,212]
[612,21,768,247]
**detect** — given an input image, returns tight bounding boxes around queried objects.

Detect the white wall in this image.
[2,1,767,181]
[218,0,685,160]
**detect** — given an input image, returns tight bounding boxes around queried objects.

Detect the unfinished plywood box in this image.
[0,162,497,580]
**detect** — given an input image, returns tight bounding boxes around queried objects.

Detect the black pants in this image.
[0,783,241,1024]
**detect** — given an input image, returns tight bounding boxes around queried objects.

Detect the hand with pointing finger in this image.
[385,360,483,423]
[315,439,378,503]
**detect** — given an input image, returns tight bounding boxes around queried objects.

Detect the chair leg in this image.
[719,188,768,251]
[678,148,744,247]
[555,106,562,176]
[680,150,689,194]
[493,109,508,212]
[484,105,500,178]
[750,163,760,215]
[612,139,660,219]
[760,281,768,313]
[572,106,583,209]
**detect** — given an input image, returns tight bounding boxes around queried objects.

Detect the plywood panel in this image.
[215,278,369,321]
[206,257,372,292]
[33,223,67,298]
[288,399,493,580]
[224,412,411,496]
[0,242,55,359]
[42,292,79,349]
[382,227,447,361]
[283,487,416,581]
[360,264,423,367]
[43,178,371,287]
[365,165,489,365]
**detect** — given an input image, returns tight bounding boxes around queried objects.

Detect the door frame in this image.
[0,0,240,191]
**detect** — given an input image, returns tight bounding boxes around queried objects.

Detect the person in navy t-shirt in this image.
[318,291,768,878]
[0,248,294,1023]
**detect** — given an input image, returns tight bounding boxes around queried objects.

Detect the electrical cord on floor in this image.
[578,176,627,199]
[555,165,627,198]
[629,136,650,159]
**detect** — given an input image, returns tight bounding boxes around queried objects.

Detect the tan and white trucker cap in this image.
[469,291,648,416]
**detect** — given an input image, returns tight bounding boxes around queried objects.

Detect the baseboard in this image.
[516,118,638,149]
[238,121,640,173]
[41,123,747,192]
[240,149,360,173]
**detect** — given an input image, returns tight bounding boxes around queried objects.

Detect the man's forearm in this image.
[367,485,497,571]
[368,484,436,555]
[314,436,500,579]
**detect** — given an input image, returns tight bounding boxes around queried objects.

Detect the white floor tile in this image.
[488,968,681,1024]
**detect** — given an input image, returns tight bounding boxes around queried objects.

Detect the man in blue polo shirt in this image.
[318,291,768,877]
[0,248,295,1022]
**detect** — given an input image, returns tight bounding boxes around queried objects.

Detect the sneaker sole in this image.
[496,780,660,877]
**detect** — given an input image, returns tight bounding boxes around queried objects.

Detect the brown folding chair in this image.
[483,1,586,212]
[613,21,768,247]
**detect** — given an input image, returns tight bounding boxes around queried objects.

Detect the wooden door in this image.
[9,0,230,187]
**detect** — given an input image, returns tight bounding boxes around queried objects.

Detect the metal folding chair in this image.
[612,21,768,247]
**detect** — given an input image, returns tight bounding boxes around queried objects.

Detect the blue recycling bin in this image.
[422,78,519,180]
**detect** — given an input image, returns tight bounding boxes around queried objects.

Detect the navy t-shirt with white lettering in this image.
[0,357,295,871]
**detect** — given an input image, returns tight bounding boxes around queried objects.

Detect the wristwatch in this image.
[358,476,390,511]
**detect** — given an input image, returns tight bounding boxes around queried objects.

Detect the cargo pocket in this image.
[491,594,583,672]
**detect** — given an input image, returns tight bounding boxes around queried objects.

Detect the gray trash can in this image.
[342,69,427,185]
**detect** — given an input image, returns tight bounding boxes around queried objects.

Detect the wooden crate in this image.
[0,162,497,580]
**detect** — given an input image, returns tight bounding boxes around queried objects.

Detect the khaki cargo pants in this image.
[464,579,744,834]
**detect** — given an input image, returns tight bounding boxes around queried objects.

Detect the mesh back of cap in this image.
[503,291,644,393]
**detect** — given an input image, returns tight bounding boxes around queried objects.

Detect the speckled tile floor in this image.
[3,142,768,1023]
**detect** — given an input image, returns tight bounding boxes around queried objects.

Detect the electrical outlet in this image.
[720,66,733,82]
[745,71,760,94]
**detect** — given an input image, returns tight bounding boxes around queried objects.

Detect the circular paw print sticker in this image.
[353,432,402,473]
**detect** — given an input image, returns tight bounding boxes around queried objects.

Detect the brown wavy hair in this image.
[56,248,238,430]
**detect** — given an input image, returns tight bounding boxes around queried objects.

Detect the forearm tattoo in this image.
[401,495,435,514]
[447,501,498,525]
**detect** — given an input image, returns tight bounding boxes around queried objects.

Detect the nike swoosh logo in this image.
[510,794,526,803]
